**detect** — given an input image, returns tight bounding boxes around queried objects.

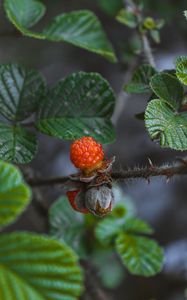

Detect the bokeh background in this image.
[1,0,187,299]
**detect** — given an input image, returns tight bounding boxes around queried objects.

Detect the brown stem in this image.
[27,157,187,187]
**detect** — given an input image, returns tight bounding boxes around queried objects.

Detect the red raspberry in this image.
[70,137,104,171]
[66,190,89,214]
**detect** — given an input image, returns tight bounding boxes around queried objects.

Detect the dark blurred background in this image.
[1,0,187,299]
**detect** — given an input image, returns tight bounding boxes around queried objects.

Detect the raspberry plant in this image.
[0,0,187,299]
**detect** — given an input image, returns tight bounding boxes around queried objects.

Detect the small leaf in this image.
[123,218,154,234]
[37,72,116,144]
[150,29,160,43]
[0,122,38,164]
[116,9,137,28]
[95,217,123,246]
[0,63,45,121]
[124,64,157,94]
[150,73,183,110]
[145,99,187,150]
[49,196,85,255]
[4,0,117,62]
[116,233,164,276]
[0,161,30,228]
[175,56,187,85]
[0,232,83,300]
[184,10,187,20]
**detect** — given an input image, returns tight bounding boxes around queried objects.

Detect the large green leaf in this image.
[36,72,116,144]
[0,64,45,121]
[0,232,83,300]
[0,122,38,164]
[150,73,183,110]
[116,233,164,276]
[124,64,157,94]
[0,161,30,228]
[4,0,117,62]
[175,56,187,85]
[43,11,117,62]
[49,196,85,256]
[145,99,187,150]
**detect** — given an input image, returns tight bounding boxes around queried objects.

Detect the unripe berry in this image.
[70,137,104,172]
[85,185,114,217]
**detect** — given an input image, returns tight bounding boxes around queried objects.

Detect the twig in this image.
[27,157,187,187]
[140,32,156,67]
[124,0,156,67]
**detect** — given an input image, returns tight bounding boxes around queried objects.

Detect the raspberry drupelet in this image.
[70,136,104,173]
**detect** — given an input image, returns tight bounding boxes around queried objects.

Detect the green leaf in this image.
[92,251,124,289]
[95,217,123,246]
[0,161,30,228]
[4,0,117,62]
[175,56,187,85]
[123,218,154,234]
[150,73,183,110]
[97,0,123,17]
[124,64,157,94]
[150,29,160,43]
[116,233,164,276]
[116,9,137,28]
[5,0,46,29]
[0,64,45,121]
[0,122,38,164]
[49,196,85,256]
[0,232,83,300]
[43,10,117,63]
[36,72,116,144]
[145,99,187,150]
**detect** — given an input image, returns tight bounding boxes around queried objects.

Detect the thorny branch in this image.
[27,157,187,187]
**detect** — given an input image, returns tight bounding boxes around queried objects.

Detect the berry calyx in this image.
[66,190,89,214]
[70,137,104,172]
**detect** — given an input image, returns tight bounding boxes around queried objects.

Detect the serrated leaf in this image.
[36,72,116,144]
[145,99,187,150]
[49,196,85,256]
[0,232,83,300]
[116,233,164,276]
[150,73,183,110]
[4,0,117,62]
[0,63,45,121]
[175,56,187,85]
[116,9,138,28]
[0,161,30,228]
[0,122,38,164]
[124,64,157,94]
[123,218,154,234]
